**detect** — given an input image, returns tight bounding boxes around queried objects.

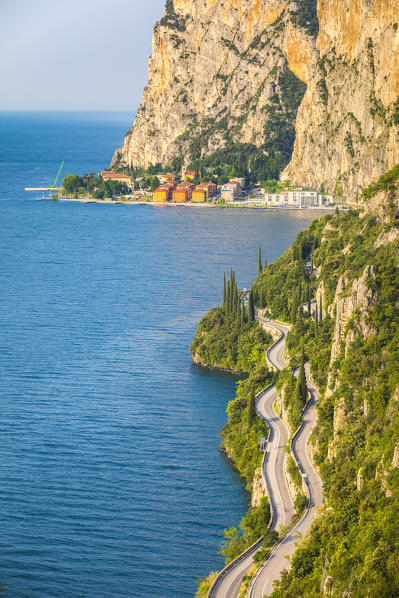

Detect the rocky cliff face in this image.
[283,0,399,197]
[113,0,398,198]
[112,0,316,172]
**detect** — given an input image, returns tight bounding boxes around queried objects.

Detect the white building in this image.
[262,189,334,208]
[221,180,242,201]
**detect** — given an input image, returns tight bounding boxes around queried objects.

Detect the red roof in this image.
[99,170,130,179]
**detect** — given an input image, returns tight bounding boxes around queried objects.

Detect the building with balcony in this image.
[221,180,241,201]
[262,190,334,207]
[192,182,217,202]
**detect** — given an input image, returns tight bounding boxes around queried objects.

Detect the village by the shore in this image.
[36,164,340,210]
[101,165,336,208]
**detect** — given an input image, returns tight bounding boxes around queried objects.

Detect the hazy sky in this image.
[0,0,165,110]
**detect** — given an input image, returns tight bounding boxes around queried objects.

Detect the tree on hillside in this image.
[150,175,160,191]
[223,272,226,307]
[297,348,308,405]
[241,300,246,326]
[307,285,311,317]
[236,295,241,321]
[291,292,299,325]
[248,291,255,323]
[258,246,263,276]
[63,174,82,195]
[247,393,256,428]
[224,269,240,316]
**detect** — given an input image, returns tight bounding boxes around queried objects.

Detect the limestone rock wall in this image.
[113,0,398,199]
[283,0,399,197]
[251,466,267,507]
[112,0,316,169]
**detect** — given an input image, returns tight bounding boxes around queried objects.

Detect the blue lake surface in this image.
[0,112,320,597]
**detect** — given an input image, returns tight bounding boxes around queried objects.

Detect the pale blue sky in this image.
[0,0,165,110]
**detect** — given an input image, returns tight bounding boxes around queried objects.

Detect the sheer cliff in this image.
[112,0,317,178]
[112,0,399,197]
[283,0,399,198]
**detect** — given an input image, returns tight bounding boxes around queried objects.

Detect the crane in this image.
[50,161,64,188]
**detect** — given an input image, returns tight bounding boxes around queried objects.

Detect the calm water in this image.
[0,112,319,597]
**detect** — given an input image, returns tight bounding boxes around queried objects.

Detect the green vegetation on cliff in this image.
[260,196,399,596]
[191,270,277,575]
[174,66,307,184]
[190,270,271,373]
[290,0,319,38]
[194,184,399,596]
[190,306,269,372]
[362,162,399,200]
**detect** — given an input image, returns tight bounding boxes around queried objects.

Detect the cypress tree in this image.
[241,300,246,326]
[301,287,307,305]
[315,304,319,336]
[319,298,323,321]
[234,282,237,313]
[248,291,255,322]
[295,376,303,405]
[291,293,298,325]
[258,246,263,276]
[236,295,241,321]
[223,272,226,307]
[247,393,256,428]
[298,348,307,404]
[264,257,268,269]
[226,279,231,314]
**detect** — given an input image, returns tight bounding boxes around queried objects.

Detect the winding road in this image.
[208,316,323,598]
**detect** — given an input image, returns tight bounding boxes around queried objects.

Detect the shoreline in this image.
[37,197,338,211]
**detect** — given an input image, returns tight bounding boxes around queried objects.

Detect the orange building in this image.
[192,182,217,202]
[172,182,194,203]
[191,189,207,203]
[159,173,176,185]
[172,189,190,203]
[153,182,175,202]
[181,164,197,181]
[201,182,217,196]
[153,187,169,202]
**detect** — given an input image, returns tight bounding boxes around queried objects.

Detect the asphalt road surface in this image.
[248,373,323,597]
[209,318,294,598]
[209,315,323,598]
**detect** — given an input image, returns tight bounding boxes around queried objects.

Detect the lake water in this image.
[0,112,320,597]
